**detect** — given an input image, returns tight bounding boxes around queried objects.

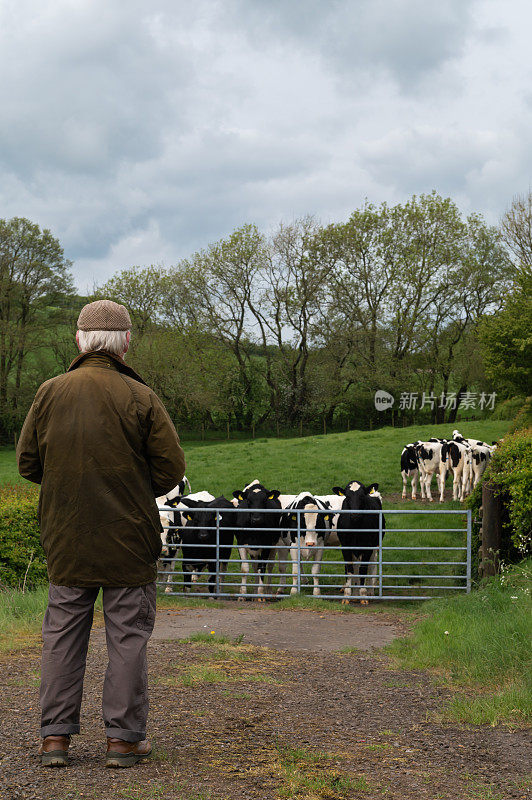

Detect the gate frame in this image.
[157,505,472,600]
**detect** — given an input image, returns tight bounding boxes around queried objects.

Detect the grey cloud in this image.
[232,0,476,89]
[0,0,530,290]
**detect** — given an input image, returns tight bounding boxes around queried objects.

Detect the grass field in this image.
[3,418,508,493]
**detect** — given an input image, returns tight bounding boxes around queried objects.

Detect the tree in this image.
[478,273,532,397]
[0,217,74,435]
[501,192,532,272]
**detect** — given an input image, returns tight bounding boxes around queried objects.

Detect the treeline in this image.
[1,192,531,442]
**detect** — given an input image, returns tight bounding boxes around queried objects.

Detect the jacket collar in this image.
[67,350,148,386]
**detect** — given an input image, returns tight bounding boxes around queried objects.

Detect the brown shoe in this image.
[105,737,152,768]
[38,735,70,767]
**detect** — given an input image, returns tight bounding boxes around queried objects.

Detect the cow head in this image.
[232,483,281,527]
[333,482,381,510]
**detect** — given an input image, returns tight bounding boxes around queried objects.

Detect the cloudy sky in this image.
[1,0,531,291]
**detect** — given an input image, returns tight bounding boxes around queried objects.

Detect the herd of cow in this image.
[155,428,485,602]
[401,429,497,502]
[156,478,384,603]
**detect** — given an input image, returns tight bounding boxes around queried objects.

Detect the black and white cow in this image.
[178,495,237,595]
[232,482,283,601]
[414,441,447,502]
[451,431,493,492]
[280,492,332,596]
[401,442,422,500]
[155,487,210,592]
[441,440,471,500]
[333,481,385,604]
[155,481,190,593]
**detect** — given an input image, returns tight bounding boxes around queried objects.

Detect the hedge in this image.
[0,484,47,588]
[466,426,532,563]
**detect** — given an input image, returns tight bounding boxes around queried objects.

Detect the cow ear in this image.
[291,514,297,522]
[185,513,193,521]
[268,490,280,500]
[233,491,244,501]
[324,514,330,521]
[367,483,379,494]
[332,486,344,496]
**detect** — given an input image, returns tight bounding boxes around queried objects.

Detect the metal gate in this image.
[157,506,472,601]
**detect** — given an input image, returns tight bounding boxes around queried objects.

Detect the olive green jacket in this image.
[16,351,186,587]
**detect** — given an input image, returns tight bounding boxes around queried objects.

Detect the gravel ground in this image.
[1,607,530,800]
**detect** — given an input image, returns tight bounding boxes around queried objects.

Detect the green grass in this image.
[0,447,21,486]
[4,419,510,492]
[180,419,510,497]
[276,746,366,798]
[0,585,49,650]
[387,560,532,725]
[0,586,103,651]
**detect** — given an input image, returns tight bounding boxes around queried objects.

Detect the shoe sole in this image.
[41,751,68,767]
[105,751,151,768]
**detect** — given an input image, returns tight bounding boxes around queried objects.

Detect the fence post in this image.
[466,509,472,593]
[215,511,220,596]
[296,510,301,594]
[378,510,383,598]
[480,483,502,577]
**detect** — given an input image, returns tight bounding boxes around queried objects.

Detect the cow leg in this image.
[401,470,408,500]
[207,563,217,595]
[311,548,323,596]
[183,567,192,594]
[360,549,378,604]
[439,464,446,503]
[452,471,461,501]
[275,543,288,596]
[421,467,428,499]
[237,547,250,601]
[256,557,269,602]
[425,472,433,502]
[342,559,355,604]
[411,469,418,500]
[290,546,299,595]
[158,559,172,593]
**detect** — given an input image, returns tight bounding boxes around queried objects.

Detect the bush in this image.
[0,484,47,588]
[466,426,532,560]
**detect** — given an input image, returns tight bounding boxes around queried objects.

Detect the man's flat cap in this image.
[77,300,132,331]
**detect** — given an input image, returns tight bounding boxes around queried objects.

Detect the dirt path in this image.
[146,606,403,651]
[1,608,530,800]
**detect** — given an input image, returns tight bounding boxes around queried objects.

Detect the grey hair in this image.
[77,329,129,356]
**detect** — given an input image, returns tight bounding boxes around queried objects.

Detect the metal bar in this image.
[466,509,472,594]
[378,510,383,599]
[297,510,301,594]
[215,511,220,596]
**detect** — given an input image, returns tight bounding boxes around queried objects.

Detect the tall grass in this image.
[0,585,49,650]
[0,586,103,652]
[387,560,532,724]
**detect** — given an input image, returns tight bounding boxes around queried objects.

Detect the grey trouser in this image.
[40,582,156,742]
